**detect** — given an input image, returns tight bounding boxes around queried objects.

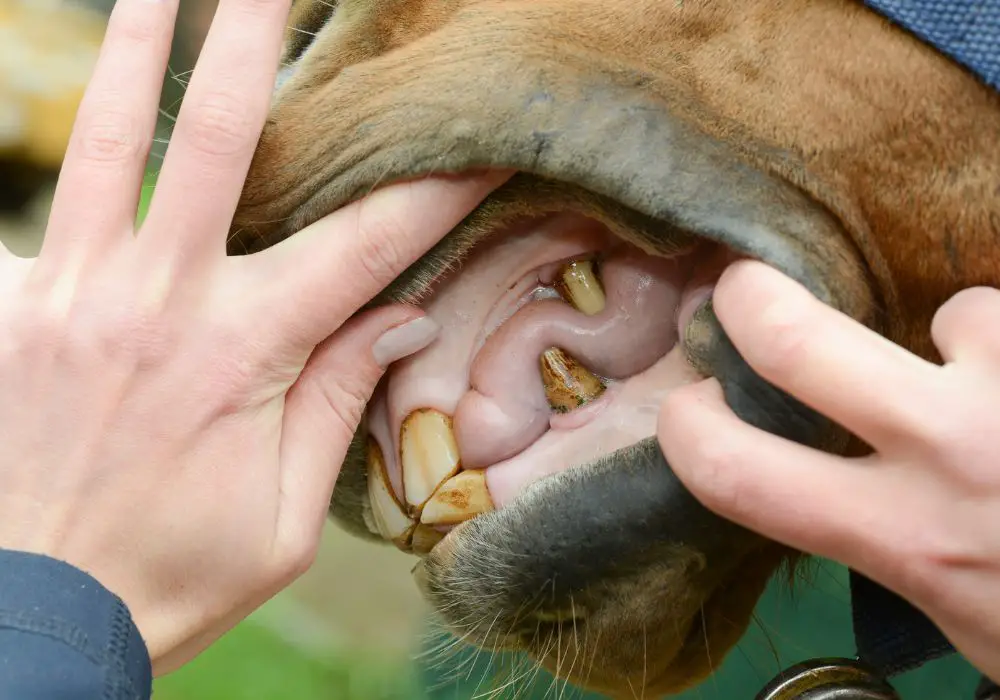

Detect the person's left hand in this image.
[0,0,508,676]
[657,260,1000,681]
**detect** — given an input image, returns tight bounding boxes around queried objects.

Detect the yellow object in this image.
[0,0,106,169]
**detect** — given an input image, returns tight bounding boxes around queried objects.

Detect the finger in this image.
[243,170,513,349]
[0,245,29,296]
[275,308,440,550]
[658,379,901,576]
[140,0,291,260]
[711,260,942,448]
[40,0,178,262]
[931,286,1000,366]
[0,235,15,263]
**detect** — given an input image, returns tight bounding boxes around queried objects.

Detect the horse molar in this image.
[539,347,607,414]
[409,524,446,555]
[555,258,606,316]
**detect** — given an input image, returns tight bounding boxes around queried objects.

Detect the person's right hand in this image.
[0,0,508,675]
[659,261,1000,682]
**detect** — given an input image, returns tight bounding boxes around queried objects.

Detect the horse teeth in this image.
[366,439,415,545]
[361,498,378,536]
[420,470,494,526]
[557,259,606,316]
[540,348,606,414]
[400,409,461,512]
[410,524,446,556]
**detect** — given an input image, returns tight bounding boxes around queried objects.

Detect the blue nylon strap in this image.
[862,0,1000,91]
[849,571,955,676]
[847,0,1000,682]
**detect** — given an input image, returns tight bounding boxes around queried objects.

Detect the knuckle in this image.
[680,432,748,514]
[323,378,374,437]
[750,300,815,377]
[181,90,255,158]
[10,303,68,356]
[108,4,162,45]
[9,279,173,367]
[304,355,383,439]
[75,104,145,165]
[107,317,172,364]
[73,298,173,366]
[356,216,408,287]
[237,0,288,16]
[273,530,321,582]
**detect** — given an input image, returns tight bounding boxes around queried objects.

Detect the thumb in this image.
[276,307,440,550]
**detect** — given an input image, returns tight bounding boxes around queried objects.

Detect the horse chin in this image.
[415,509,793,699]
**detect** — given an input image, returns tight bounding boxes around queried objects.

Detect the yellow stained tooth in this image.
[400,409,461,512]
[361,499,379,536]
[558,259,606,316]
[540,348,606,414]
[366,439,416,545]
[410,524,446,556]
[412,560,431,594]
[420,470,494,526]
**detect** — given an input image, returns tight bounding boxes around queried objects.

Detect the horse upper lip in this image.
[236,65,847,316]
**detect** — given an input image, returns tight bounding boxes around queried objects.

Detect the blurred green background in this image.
[0,3,984,698]
[152,557,982,700]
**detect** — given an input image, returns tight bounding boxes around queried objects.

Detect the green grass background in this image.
[151,559,981,700]
[129,176,980,699]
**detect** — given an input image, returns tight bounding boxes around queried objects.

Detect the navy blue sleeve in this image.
[0,549,152,700]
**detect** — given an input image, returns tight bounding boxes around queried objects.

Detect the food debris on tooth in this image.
[410,524,446,555]
[556,259,606,316]
[420,470,495,526]
[540,348,607,414]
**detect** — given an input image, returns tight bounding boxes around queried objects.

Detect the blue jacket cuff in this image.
[0,548,152,699]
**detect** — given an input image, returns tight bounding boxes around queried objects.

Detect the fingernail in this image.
[372,316,441,369]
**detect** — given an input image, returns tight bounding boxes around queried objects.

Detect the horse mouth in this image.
[232,30,870,688]
[358,202,740,557]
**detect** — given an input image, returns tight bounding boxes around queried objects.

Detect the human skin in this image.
[659,259,1000,682]
[0,0,508,676]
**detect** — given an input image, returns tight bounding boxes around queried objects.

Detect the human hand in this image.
[658,260,1000,681]
[0,0,507,675]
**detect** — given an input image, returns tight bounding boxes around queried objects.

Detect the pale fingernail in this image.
[372,317,440,369]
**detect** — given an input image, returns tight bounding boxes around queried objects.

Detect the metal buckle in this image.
[755,657,901,699]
